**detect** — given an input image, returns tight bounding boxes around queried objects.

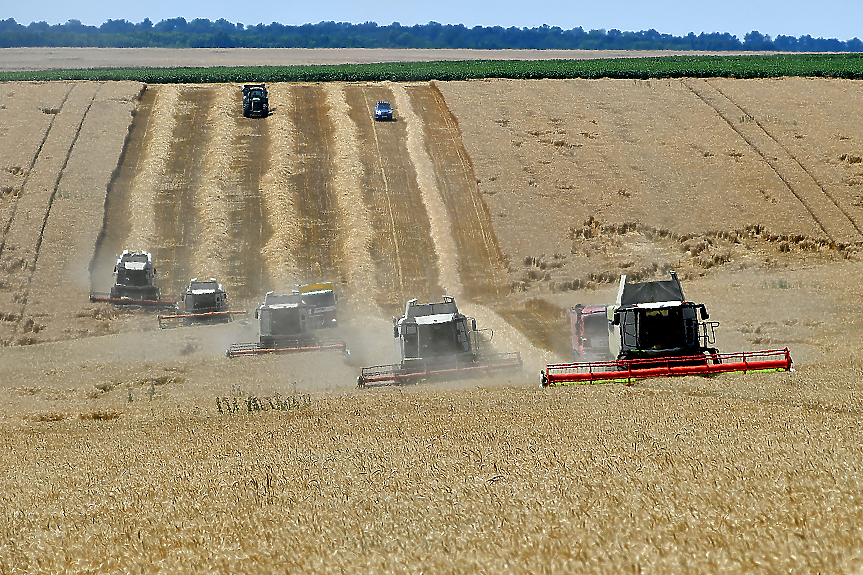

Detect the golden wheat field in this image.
[1,49,863,573]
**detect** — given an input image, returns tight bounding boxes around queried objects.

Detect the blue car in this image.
[374,101,394,121]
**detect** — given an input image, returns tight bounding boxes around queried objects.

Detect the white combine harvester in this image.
[357,296,522,388]
[157,278,247,328]
[90,250,176,309]
[226,284,345,358]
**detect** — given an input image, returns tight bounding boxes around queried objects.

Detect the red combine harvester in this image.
[157,278,247,328]
[357,296,522,388]
[89,250,177,310]
[542,272,792,386]
[570,303,614,361]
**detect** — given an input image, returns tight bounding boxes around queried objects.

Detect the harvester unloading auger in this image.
[89,250,177,309]
[357,296,522,388]
[157,278,247,328]
[541,272,792,386]
[226,285,346,358]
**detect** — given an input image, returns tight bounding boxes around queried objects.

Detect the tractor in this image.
[242,84,269,118]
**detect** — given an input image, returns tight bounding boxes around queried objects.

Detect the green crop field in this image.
[2,53,863,83]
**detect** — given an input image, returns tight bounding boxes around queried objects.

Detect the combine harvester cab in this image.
[226,290,346,358]
[357,296,522,388]
[89,250,176,309]
[298,282,338,329]
[542,272,792,386]
[157,278,247,328]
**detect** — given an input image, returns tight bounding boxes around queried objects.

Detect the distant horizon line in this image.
[3,17,860,42]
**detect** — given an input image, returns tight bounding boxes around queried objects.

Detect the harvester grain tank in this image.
[89,250,176,309]
[226,290,345,357]
[298,282,338,328]
[157,278,247,328]
[357,296,522,387]
[542,272,792,385]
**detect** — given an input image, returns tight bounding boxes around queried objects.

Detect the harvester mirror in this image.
[471,318,477,332]
[255,309,259,319]
[612,311,620,325]
[699,304,710,320]
[393,326,399,338]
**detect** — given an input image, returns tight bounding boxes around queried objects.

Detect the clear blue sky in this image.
[6,0,862,41]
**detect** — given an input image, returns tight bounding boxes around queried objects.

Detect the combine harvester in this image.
[226,288,345,358]
[157,278,246,328]
[89,250,176,309]
[542,272,792,386]
[357,296,522,388]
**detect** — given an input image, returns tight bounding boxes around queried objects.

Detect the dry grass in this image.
[1,375,862,574]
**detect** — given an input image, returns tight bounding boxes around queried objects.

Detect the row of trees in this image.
[1,18,860,52]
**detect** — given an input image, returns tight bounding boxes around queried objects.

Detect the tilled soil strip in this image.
[227,86,271,304]
[124,85,178,261]
[27,82,142,343]
[405,82,568,356]
[258,84,301,292]
[290,84,343,284]
[91,86,155,293]
[344,84,442,314]
[153,86,214,299]
[404,83,507,302]
[190,84,234,296]
[0,82,101,346]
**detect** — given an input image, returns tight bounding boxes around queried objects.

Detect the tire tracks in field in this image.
[683,78,863,246]
[0,82,101,344]
[344,84,442,314]
[0,84,74,261]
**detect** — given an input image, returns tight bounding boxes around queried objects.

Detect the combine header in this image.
[226,290,346,358]
[357,296,522,388]
[542,272,792,386]
[89,250,176,309]
[542,348,792,385]
[157,278,246,328]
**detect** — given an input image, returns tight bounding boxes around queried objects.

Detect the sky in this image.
[5,0,863,41]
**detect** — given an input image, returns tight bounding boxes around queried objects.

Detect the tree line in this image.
[1,18,860,52]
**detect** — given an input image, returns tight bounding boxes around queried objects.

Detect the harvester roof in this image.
[617,272,685,306]
[414,313,458,325]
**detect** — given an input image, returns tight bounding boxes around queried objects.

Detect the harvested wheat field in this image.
[1,60,863,572]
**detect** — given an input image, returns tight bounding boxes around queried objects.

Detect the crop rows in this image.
[3,54,863,83]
